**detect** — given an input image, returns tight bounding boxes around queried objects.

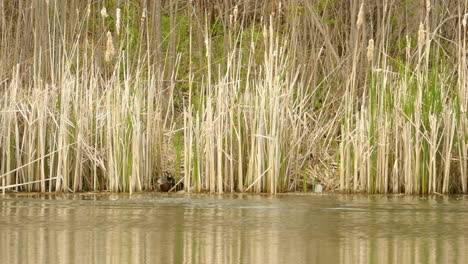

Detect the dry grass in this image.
[0,0,466,194]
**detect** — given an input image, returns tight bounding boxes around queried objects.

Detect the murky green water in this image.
[1,193,467,264]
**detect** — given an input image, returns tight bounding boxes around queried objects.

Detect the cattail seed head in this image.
[357,3,364,28]
[105,31,115,62]
[100,7,108,18]
[426,0,431,12]
[116,8,121,36]
[418,22,425,49]
[367,39,374,62]
[142,8,147,18]
[463,14,468,27]
[405,35,411,58]
[233,5,238,24]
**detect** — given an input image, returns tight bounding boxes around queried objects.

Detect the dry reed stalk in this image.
[442,109,456,193]
[402,123,413,194]
[428,115,439,193]
[0,0,466,194]
[459,117,467,192]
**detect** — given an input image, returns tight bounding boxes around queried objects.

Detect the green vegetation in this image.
[0,0,466,194]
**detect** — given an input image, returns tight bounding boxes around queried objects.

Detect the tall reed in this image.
[0,0,466,194]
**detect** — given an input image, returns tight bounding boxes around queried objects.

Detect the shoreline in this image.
[1,191,464,198]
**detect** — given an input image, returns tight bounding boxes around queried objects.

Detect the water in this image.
[1,193,467,264]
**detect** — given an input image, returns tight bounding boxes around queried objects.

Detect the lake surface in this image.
[1,193,467,264]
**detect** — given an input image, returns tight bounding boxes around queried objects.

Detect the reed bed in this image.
[0,0,466,194]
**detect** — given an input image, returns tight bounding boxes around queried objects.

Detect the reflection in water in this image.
[0,194,467,264]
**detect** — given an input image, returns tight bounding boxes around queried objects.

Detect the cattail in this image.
[405,35,411,58]
[116,8,121,36]
[140,8,147,24]
[426,0,431,12]
[105,31,115,62]
[463,14,468,28]
[418,22,425,49]
[233,5,238,24]
[357,3,364,28]
[101,7,108,18]
[367,39,374,62]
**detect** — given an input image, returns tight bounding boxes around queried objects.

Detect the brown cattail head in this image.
[116,8,121,36]
[101,7,108,18]
[367,39,374,62]
[105,31,115,62]
[357,3,364,29]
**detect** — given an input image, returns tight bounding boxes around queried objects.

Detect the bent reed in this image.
[0,0,466,194]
